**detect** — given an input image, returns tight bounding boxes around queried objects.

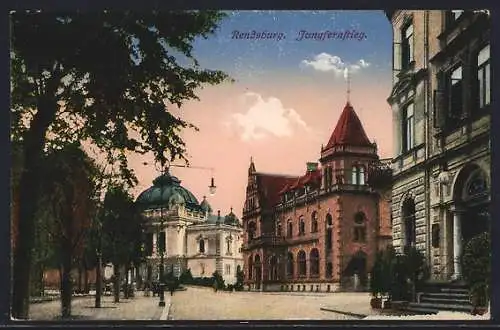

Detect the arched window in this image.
[311,211,318,233]
[269,256,278,281]
[359,166,365,185]
[352,166,359,184]
[297,250,307,277]
[326,213,333,226]
[248,221,256,240]
[287,220,293,238]
[199,239,205,253]
[277,222,282,237]
[402,198,416,251]
[309,249,320,277]
[254,255,262,283]
[248,256,253,280]
[326,262,333,278]
[286,252,294,278]
[299,217,305,236]
[353,212,367,242]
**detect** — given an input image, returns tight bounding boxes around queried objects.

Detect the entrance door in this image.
[461,204,489,245]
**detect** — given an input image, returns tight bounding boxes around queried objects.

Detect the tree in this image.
[462,232,491,308]
[10,10,231,318]
[36,143,99,318]
[235,265,244,291]
[100,184,146,302]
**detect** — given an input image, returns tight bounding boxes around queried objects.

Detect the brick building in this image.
[242,101,392,292]
[386,10,491,280]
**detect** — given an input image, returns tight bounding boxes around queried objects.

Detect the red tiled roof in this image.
[279,169,322,195]
[256,173,298,207]
[325,102,372,149]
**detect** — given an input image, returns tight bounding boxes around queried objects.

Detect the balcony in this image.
[366,158,393,190]
[243,234,286,251]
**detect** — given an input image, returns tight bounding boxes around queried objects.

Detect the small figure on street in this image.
[169,282,174,296]
[213,282,218,292]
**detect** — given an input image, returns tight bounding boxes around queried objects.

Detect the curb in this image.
[160,302,171,320]
[320,307,367,319]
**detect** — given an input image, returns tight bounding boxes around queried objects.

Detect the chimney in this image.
[306,162,319,172]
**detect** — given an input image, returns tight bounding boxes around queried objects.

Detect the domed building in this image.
[136,170,244,285]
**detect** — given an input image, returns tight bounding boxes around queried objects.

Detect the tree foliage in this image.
[10,10,231,318]
[11,10,231,165]
[461,232,491,307]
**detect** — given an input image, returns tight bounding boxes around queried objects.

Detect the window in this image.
[158,231,166,252]
[402,198,416,251]
[248,221,256,240]
[352,166,359,184]
[401,22,414,70]
[226,239,232,255]
[432,223,440,248]
[287,220,293,238]
[359,167,365,185]
[448,65,463,121]
[311,211,318,233]
[478,44,491,109]
[286,252,294,278]
[200,263,205,276]
[277,222,282,236]
[297,250,307,277]
[199,239,205,254]
[269,256,278,281]
[353,212,367,242]
[225,264,231,275]
[402,103,415,152]
[299,217,305,236]
[248,256,253,279]
[309,249,320,277]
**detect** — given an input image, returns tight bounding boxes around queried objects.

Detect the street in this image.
[168,286,377,320]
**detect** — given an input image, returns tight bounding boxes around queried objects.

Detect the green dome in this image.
[224,209,241,227]
[136,172,201,211]
[200,196,213,214]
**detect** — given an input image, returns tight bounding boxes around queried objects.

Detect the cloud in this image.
[229,92,309,142]
[301,53,370,80]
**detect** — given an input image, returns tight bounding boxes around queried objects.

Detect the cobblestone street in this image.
[168,286,378,320]
[28,293,170,321]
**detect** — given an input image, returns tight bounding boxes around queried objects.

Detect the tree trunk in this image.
[12,96,58,319]
[84,266,89,294]
[113,266,121,303]
[61,238,73,319]
[95,258,102,308]
[77,265,83,293]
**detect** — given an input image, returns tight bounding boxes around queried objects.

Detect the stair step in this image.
[420,292,469,299]
[408,302,472,313]
[420,296,471,305]
[403,306,439,315]
[440,288,469,294]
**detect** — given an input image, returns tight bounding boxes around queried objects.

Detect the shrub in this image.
[212,271,225,290]
[235,266,245,291]
[179,268,194,284]
[461,232,490,308]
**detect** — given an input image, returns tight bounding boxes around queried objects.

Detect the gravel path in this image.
[28,292,168,321]
[169,286,373,320]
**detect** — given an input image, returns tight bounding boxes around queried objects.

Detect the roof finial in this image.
[230,206,233,213]
[346,68,351,103]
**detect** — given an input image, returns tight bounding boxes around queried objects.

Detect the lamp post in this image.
[156,161,168,308]
[95,219,103,308]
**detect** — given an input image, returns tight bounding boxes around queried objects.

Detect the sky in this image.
[129,10,394,220]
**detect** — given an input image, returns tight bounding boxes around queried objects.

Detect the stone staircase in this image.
[402,281,473,315]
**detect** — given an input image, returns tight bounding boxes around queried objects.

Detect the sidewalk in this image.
[27,291,170,321]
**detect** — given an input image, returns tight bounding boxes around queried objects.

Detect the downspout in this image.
[424,10,432,272]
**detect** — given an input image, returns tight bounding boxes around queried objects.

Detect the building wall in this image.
[388,10,491,280]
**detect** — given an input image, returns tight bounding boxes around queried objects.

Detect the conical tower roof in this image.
[325,102,372,149]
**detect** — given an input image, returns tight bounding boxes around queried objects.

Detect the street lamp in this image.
[95,219,103,308]
[155,160,168,308]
